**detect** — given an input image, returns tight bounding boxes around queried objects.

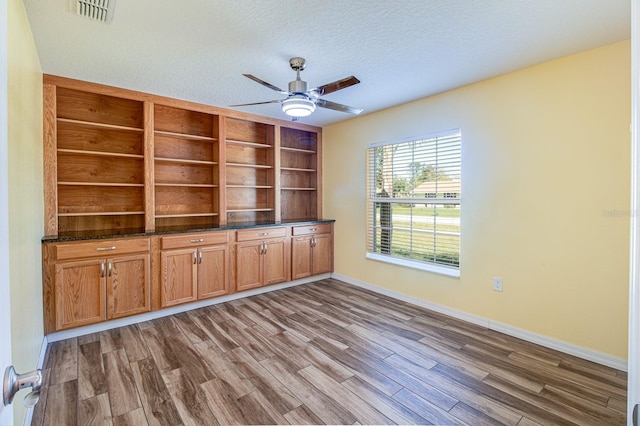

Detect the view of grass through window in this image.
[366,130,461,269]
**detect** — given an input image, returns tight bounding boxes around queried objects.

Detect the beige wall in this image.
[8,0,43,423]
[324,41,631,360]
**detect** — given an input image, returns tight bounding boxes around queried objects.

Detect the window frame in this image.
[365,129,461,277]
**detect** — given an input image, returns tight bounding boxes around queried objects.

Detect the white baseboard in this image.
[46,274,330,343]
[332,273,628,372]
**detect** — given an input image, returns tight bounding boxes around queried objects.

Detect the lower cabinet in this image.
[235,227,290,292]
[48,238,151,331]
[159,231,230,308]
[42,223,332,333]
[291,223,334,279]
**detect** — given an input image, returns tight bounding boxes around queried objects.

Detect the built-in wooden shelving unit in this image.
[43,75,323,237]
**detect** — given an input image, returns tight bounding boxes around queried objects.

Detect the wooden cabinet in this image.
[235,227,290,291]
[291,223,334,279]
[159,231,230,307]
[45,238,151,332]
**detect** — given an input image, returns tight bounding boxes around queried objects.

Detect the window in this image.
[366,129,461,276]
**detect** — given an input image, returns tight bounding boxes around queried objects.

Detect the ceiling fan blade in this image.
[311,76,360,96]
[243,74,288,94]
[316,98,363,115]
[229,99,283,107]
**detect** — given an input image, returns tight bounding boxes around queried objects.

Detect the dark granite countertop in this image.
[42,219,335,243]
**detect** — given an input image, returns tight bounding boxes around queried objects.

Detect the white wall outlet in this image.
[493,277,503,292]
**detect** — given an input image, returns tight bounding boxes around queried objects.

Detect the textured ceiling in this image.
[23,0,630,127]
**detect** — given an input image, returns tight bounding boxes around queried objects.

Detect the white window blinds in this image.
[366,130,461,270]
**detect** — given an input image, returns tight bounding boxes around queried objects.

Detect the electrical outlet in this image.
[493,277,503,292]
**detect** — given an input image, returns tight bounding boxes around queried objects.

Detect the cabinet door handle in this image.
[107,261,113,277]
[263,242,268,255]
[100,261,105,278]
[193,251,197,264]
[96,246,116,251]
[199,251,202,264]
[190,238,204,243]
[311,236,316,248]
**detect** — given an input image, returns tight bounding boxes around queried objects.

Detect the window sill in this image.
[365,252,460,278]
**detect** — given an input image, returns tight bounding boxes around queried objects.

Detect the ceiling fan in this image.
[231,57,363,119]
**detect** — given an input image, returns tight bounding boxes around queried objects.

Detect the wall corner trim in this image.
[331,273,628,372]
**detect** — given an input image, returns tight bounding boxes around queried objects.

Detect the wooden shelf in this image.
[227,185,273,189]
[282,187,317,191]
[281,167,316,172]
[225,163,273,169]
[58,182,144,187]
[226,208,274,213]
[156,213,219,218]
[57,118,143,133]
[154,157,218,165]
[57,148,144,159]
[155,130,217,142]
[154,183,218,188]
[281,146,316,154]
[58,211,144,217]
[226,139,272,149]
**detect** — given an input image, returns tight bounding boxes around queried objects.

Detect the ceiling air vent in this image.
[76,0,116,24]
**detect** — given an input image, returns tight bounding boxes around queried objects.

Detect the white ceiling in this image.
[23,0,630,127]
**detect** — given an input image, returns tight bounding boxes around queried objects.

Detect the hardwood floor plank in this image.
[163,367,220,426]
[226,347,302,414]
[47,338,78,384]
[298,364,394,425]
[103,348,142,417]
[43,380,77,426]
[309,334,404,396]
[78,340,108,400]
[120,324,151,362]
[193,314,241,352]
[131,357,182,426]
[483,373,618,425]
[237,390,290,425]
[516,417,544,426]
[77,332,101,346]
[172,312,211,344]
[247,326,313,371]
[393,387,465,425]
[194,340,256,398]
[78,392,113,426]
[432,363,571,425]
[608,396,627,413]
[100,328,124,354]
[283,404,325,425]
[450,401,512,426]
[341,375,430,425]
[113,407,150,426]
[259,356,357,425]
[384,353,523,425]
[541,384,625,424]
[200,377,258,425]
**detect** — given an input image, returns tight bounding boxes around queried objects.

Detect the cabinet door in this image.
[108,253,150,319]
[236,241,263,291]
[198,245,229,299]
[312,234,333,275]
[291,237,313,279]
[55,258,106,330]
[161,248,197,307]
[264,238,289,285]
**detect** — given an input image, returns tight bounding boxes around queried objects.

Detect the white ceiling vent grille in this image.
[76,0,116,24]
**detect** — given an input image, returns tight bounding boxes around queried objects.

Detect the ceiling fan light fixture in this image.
[282,96,316,117]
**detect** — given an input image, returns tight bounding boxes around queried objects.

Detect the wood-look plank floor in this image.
[32,278,627,425]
